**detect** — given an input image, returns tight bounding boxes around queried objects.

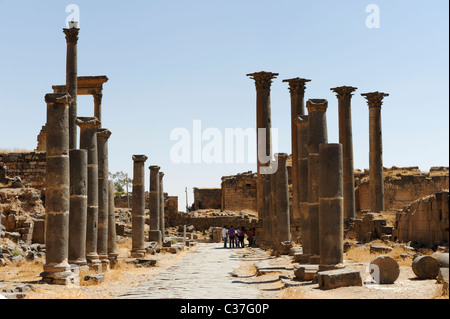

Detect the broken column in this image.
[63,24,79,150]
[264,173,274,248]
[107,179,119,264]
[275,153,291,252]
[148,165,161,244]
[319,143,344,270]
[247,71,279,245]
[294,115,310,261]
[76,117,101,268]
[282,78,311,228]
[41,92,75,285]
[331,86,357,220]
[159,172,165,242]
[132,155,148,258]
[97,128,111,271]
[68,149,88,268]
[306,99,328,262]
[361,92,389,213]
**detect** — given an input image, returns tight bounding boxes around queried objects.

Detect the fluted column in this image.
[63,26,79,150]
[132,155,148,258]
[319,143,344,270]
[361,92,389,213]
[294,115,310,256]
[148,165,161,244]
[282,78,311,226]
[68,149,88,268]
[159,172,165,242]
[331,86,357,220]
[41,93,74,285]
[97,128,111,271]
[76,117,101,267]
[247,71,278,245]
[306,99,328,260]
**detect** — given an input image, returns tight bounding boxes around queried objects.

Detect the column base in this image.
[148,230,162,244]
[131,249,146,258]
[308,255,321,264]
[295,254,311,264]
[99,255,110,272]
[41,263,78,285]
[319,263,346,272]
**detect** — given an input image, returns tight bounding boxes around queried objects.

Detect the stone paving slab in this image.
[115,243,264,299]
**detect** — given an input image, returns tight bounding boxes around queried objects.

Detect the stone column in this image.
[282,78,311,227]
[159,172,165,242]
[97,128,111,271]
[68,149,88,268]
[263,173,273,248]
[306,99,328,261]
[132,155,148,258]
[41,92,75,285]
[275,153,291,246]
[93,93,103,127]
[247,71,278,245]
[63,26,79,150]
[331,86,357,220]
[319,143,344,270]
[361,92,389,213]
[148,165,161,244]
[293,115,310,258]
[107,179,119,264]
[76,117,101,268]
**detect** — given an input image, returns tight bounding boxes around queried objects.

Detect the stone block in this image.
[293,264,318,281]
[437,268,449,284]
[84,274,105,284]
[317,269,362,290]
[370,245,393,254]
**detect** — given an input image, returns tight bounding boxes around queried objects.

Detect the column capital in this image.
[63,28,79,43]
[159,172,165,178]
[330,86,358,98]
[293,115,308,127]
[149,165,160,171]
[97,128,112,139]
[283,77,311,95]
[133,155,148,162]
[306,99,328,111]
[45,93,71,105]
[75,117,100,129]
[361,92,389,108]
[246,71,279,90]
[275,152,289,160]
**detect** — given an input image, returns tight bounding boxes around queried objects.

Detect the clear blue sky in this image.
[0,0,449,211]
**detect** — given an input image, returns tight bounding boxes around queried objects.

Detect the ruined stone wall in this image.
[193,188,222,210]
[0,152,46,189]
[221,171,257,212]
[393,190,449,247]
[355,167,449,212]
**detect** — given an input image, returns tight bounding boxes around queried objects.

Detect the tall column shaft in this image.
[68,149,88,267]
[319,143,344,269]
[63,28,79,150]
[247,71,278,246]
[362,92,389,213]
[275,153,291,243]
[263,174,272,247]
[159,172,165,241]
[331,86,357,220]
[93,93,103,127]
[132,155,148,257]
[107,179,119,262]
[148,166,161,243]
[306,99,328,257]
[42,93,73,285]
[76,117,100,265]
[283,78,311,227]
[97,128,111,268]
[294,115,310,254]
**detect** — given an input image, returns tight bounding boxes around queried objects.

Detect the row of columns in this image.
[131,156,166,258]
[248,71,389,267]
[42,24,119,284]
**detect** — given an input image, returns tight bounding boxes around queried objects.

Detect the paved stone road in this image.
[115,243,264,299]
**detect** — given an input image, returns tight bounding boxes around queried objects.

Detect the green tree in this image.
[109,171,132,208]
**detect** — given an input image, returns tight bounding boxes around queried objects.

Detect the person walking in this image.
[248,227,255,247]
[238,226,246,248]
[228,225,235,248]
[222,225,228,248]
